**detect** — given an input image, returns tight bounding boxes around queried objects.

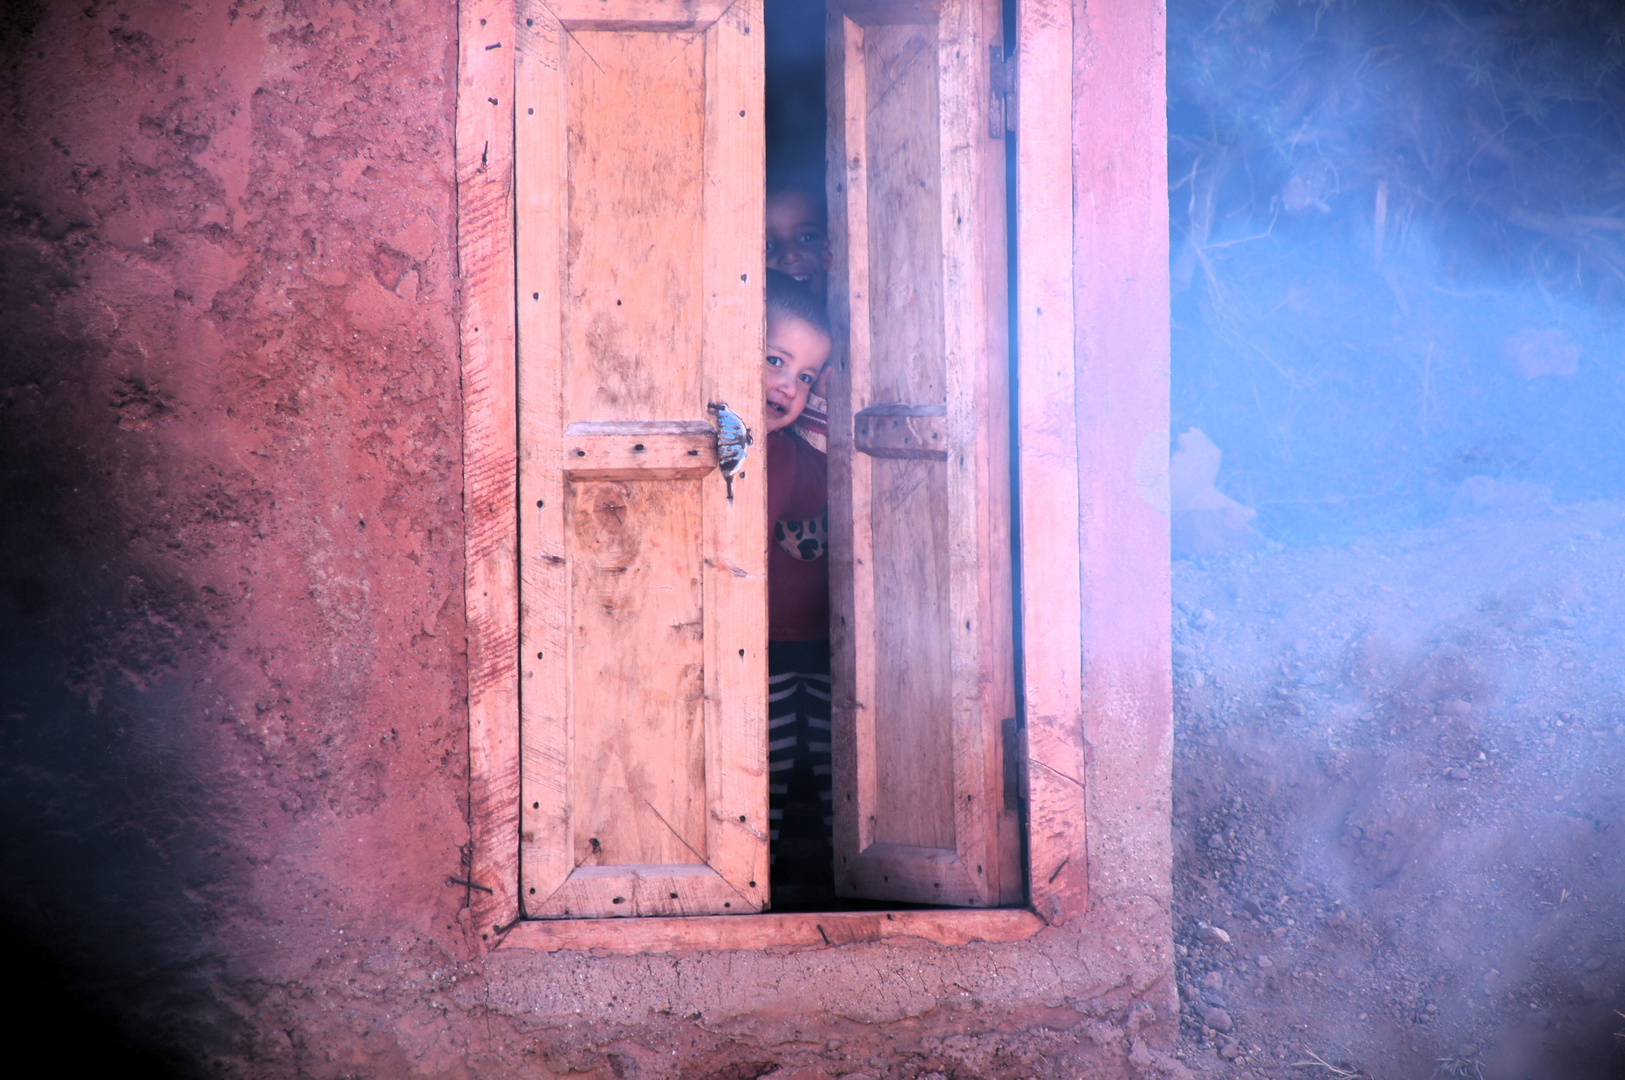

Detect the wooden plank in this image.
[516,0,572,916]
[871,455,952,850]
[562,421,719,479]
[698,0,769,910]
[835,0,944,27]
[828,0,1009,908]
[1014,0,1084,923]
[517,0,767,920]
[862,13,957,866]
[562,30,706,426]
[542,0,732,30]
[853,404,948,460]
[865,22,945,407]
[566,478,707,869]
[938,0,1012,908]
[856,12,958,872]
[461,0,522,948]
[826,5,879,873]
[539,864,748,918]
[499,906,1045,954]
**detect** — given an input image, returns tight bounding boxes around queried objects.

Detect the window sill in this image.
[495,906,1045,954]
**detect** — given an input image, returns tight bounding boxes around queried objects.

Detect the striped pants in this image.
[767,640,832,894]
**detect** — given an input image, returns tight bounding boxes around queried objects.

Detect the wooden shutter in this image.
[826,0,1020,907]
[516,0,767,919]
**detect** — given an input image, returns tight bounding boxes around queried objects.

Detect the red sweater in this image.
[766,429,829,641]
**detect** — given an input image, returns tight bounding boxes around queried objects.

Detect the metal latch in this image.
[989,44,1016,139]
[708,401,752,500]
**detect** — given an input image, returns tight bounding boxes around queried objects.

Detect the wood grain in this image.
[517,0,572,911]
[853,404,948,460]
[567,479,706,869]
[467,0,1106,941]
[542,0,733,30]
[500,905,1044,953]
[562,420,719,479]
[516,0,767,920]
[461,0,522,949]
[827,0,1010,908]
[835,0,944,27]
[1013,0,1084,921]
[698,0,768,910]
[562,31,705,426]
[871,453,952,850]
[853,12,958,871]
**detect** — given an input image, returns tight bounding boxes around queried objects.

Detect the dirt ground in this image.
[1166,499,1625,1079]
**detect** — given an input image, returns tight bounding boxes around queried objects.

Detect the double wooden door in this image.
[515,0,1017,919]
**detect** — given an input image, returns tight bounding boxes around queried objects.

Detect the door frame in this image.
[457,0,1169,954]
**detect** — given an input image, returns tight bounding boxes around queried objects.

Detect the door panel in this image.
[827,0,1018,908]
[516,0,767,919]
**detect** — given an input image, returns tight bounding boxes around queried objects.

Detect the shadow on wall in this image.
[0,221,226,1075]
[0,0,468,1072]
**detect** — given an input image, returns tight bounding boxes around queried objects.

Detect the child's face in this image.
[763,311,832,433]
[765,190,832,300]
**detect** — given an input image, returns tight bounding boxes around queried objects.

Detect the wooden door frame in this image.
[456,0,1168,955]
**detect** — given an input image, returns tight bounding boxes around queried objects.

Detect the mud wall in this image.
[0,0,469,1068]
[0,1,1177,1077]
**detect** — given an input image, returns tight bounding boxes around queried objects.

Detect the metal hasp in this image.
[708,401,752,500]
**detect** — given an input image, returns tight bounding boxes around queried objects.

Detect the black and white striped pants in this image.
[767,639,832,879]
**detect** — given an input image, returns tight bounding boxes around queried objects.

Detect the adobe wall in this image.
[0,1,1177,1077]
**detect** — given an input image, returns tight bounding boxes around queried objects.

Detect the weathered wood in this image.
[516,0,572,915]
[516,0,767,920]
[562,31,705,426]
[827,0,1011,908]
[698,0,770,912]
[1069,0,1173,921]
[459,0,1144,951]
[940,0,1016,909]
[499,905,1044,953]
[853,404,948,460]
[541,0,733,30]
[563,421,719,479]
[461,0,523,950]
[826,3,878,871]
[836,0,944,27]
[566,478,706,870]
[1014,0,1084,921]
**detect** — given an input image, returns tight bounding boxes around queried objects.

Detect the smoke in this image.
[1168,0,1625,544]
[1168,3,1625,1075]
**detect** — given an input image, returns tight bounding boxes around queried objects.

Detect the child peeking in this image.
[761,268,835,906]
[766,181,833,453]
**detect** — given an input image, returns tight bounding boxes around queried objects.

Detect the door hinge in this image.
[1001,716,1028,811]
[989,44,1016,139]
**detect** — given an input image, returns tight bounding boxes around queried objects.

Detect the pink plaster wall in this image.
[0,1,1177,1077]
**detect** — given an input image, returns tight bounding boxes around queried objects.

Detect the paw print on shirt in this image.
[774,511,828,562]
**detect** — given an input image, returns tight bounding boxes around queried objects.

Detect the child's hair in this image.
[766,170,828,226]
[765,268,831,340]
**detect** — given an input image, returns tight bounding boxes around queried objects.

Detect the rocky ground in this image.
[1166,499,1625,1080]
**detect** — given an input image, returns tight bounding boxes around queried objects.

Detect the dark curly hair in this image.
[764,268,831,340]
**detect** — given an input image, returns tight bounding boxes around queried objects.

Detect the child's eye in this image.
[798,231,820,244]
[798,372,815,384]
[765,354,783,367]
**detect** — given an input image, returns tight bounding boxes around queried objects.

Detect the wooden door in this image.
[516,0,767,919]
[826,0,1020,907]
